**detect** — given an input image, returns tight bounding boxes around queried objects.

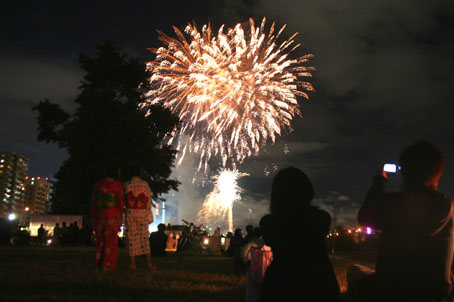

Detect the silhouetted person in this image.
[60,222,69,245]
[349,139,453,302]
[70,221,79,245]
[228,228,246,276]
[150,223,168,257]
[37,224,45,246]
[53,223,60,246]
[223,232,233,255]
[212,226,221,255]
[0,218,12,245]
[80,224,92,246]
[259,167,340,302]
[227,228,245,257]
[244,225,254,243]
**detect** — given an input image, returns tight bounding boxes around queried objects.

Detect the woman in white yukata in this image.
[124,163,154,270]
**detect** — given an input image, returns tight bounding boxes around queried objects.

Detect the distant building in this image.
[0,152,29,218]
[25,176,52,215]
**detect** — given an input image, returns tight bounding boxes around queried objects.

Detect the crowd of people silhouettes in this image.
[69,138,454,301]
[221,139,453,302]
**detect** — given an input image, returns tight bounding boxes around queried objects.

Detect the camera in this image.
[383,163,400,173]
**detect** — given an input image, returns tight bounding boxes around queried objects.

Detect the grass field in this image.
[0,246,376,301]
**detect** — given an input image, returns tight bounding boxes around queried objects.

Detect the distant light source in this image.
[366,227,372,235]
[8,213,16,221]
[203,238,209,245]
[24,207,30,212]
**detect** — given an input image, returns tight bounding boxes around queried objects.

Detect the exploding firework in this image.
[198,169,249,232]
[143,17,315,171]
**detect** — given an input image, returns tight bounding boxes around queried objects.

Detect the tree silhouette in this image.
[33,41,180,215]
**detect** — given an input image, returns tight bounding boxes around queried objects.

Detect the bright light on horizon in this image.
[198,169,249,232]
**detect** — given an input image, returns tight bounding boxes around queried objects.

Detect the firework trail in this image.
[198,169,249,232]
[142,17,315,171]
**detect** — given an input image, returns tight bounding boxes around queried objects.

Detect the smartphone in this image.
[383,163,399,173]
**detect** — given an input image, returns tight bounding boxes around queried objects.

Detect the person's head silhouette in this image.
[398,139,444,190]
[270,166,314,216]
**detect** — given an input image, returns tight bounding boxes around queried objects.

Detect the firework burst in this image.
[143,17,315,171]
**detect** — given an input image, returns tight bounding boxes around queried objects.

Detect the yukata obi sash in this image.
[94,191,117,209]
[126,191,147,209]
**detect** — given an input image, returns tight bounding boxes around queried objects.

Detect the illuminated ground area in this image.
[0,246,375,301]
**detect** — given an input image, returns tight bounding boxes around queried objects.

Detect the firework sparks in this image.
[143,17,315,171]
[198,169,249,232]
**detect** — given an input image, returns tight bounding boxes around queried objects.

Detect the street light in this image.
[8,213,16,221]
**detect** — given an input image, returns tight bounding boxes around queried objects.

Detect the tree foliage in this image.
[33,41,180,215]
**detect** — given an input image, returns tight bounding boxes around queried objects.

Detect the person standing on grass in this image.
[91,164,125,271]
[52,223,60,246]
[60,221,70,245]
[70,221,79,245]
[227,228,245,256]
[212,226,221,255]
[124,162,154,270]
[259,166,340,302]
[348,139,454,302]
[37,224,45,246]
[223,232,233,255]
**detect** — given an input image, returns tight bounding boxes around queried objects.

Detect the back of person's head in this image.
[253,227,261,238]
[157,223,166,232]
[128,162,143,178]
[105,163,121,179]
[246,225,253,233]
[398,139,445,189]
[270,166,315,215]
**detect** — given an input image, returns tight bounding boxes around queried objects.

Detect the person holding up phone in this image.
[348,139,454,302]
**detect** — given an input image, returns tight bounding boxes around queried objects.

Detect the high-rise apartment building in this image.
[0,152,29,218]
[24,176,52,215]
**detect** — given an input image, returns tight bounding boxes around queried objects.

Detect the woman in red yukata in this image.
[91,165,125,271]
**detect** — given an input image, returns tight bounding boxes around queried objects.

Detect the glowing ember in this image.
[198,169,249,232]
[142,17,315,171]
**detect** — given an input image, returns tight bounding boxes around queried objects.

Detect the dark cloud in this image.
[0,55,81,106]
[0,54,81,177]
[254,0,454,180]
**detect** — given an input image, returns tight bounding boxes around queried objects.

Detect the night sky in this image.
[1,0,454,228]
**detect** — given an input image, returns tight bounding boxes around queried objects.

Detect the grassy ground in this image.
[331,250,376,293]
[0,246,376,302]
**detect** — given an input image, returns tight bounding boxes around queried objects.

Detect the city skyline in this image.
[0,151,53,219]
